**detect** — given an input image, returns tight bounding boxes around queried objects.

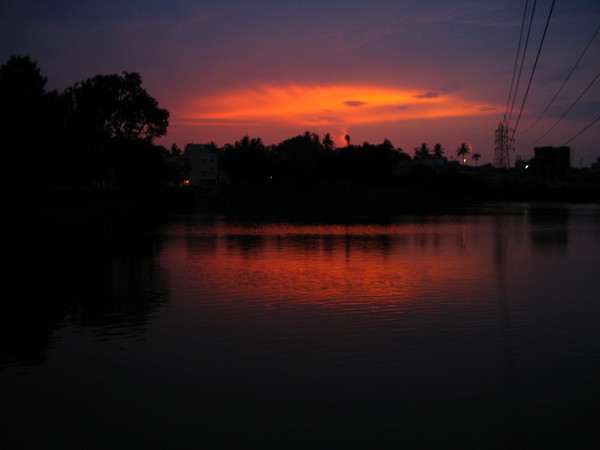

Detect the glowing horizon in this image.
[4,0,599,165]
[177,83,501,130]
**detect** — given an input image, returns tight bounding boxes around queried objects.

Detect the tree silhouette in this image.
[323,133,334,151]
[414,142,430,159]
[0,55,60,182]
[0,56,48,140]
[456,142,471,164]
[0,55,47,98]
[220,136,269,185]
[170,143,182,156]
[63,72,169,143]
[3,55,505,194]
[381,138,394,151]
[271,131,325,184]
[57,71,171,186]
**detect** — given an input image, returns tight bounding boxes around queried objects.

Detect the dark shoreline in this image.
[3,181,600,226]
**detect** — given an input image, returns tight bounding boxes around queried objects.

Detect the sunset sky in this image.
[2,0,599,165]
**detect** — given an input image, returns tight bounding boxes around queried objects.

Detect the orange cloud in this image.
[178,83,499,128]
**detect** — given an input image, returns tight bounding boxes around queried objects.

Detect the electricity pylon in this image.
[494,122,514,168]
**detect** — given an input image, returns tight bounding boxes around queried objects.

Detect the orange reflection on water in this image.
[173,222,495,313]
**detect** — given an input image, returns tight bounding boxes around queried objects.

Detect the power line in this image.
[497,1,533,169]
[528,68,600,145]
[520,23,600,134]
[511,0,556,136]
[562,113,600,146]
[504,0,530,123]
[507,0,538,127]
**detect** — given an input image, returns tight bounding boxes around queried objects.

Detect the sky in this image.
[2,0,599,166]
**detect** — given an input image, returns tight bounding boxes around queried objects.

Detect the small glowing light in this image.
[182,180,190,186]
[525,165,529,169]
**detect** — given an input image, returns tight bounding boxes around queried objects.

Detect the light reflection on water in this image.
[2,204,600,449]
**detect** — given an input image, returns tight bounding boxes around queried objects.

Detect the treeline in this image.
[1,55,171,186]
[1,55,477,190]
[212,134,483,189]
[217,133,412,188]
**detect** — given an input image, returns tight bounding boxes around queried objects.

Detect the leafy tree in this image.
[332,139,401,186]
[433,143,444,158]
[0,55,60,182]
[63,71,169,143]
[0,56,47,143]
[0,56,172,186]
[219,136,269,185]
[60,71,170,185]
[456,142,471,164]
[0,55,47,99]
[472,153,482,166]
[397,150,411,162]
[381,138,394,152]
[170,143,182,156]
[271,131,325,184]
[110,140,172,187]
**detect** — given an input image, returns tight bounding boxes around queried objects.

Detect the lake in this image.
[2,203,600,449]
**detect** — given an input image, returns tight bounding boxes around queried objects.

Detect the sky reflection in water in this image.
[2,205,600,449]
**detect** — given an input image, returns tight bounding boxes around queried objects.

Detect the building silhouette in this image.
[532,146,570,178]
[185,144,218,189]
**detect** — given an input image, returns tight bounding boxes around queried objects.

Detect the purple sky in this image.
[2,0,599,165]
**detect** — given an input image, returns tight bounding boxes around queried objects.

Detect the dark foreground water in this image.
[2,203,600,449]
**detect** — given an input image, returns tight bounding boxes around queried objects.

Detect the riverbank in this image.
[3,184,195,223]
[3,176,600,224]
[209,176,600,219]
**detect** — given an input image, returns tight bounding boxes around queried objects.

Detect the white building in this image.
[185,144,218,187]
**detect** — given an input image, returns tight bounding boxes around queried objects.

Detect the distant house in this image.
[185,144,218,189]
[532,146,571,178]
[515,155,531,171]
[420,157,449,167]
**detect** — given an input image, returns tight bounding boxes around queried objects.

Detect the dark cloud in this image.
[435,81,463,94]
[413,92,438,99]
[412,83,462,100]
[343,100,367,107]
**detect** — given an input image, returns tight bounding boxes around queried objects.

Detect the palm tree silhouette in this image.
[472,153,481,166]
[414,142,430,159]
[456,142,471,164]
[323,133,334,151]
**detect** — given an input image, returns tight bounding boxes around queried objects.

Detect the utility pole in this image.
[494,122,514,168]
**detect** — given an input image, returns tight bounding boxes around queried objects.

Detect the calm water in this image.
[2,203,600,449]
